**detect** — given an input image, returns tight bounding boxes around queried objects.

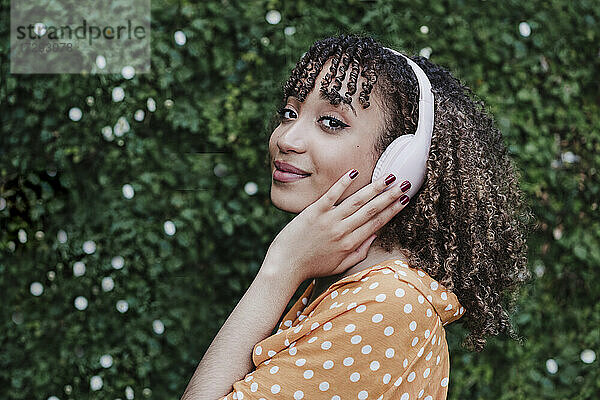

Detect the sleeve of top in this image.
[218,270,442,400]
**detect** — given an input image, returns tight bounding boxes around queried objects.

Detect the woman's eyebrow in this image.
[318,91,357,117]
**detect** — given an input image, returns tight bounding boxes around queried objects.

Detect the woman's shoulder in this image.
[309,258,465,327]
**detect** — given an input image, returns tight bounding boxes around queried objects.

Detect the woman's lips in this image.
[273,169,310,182]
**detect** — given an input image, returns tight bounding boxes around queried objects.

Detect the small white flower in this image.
[111,256,125,270]
[83,240,96,254]
[122,184,135,199]
[68,107,82,122]
[581,349,596,364]
[546,358,558,374]
[164,220,176,236]
[18,229,27,243]
[116,300,129,313]
[96,55,107,69]
[112,87,125,102]
[153,319,165,335]
[73,261,86,277]
[266,10,281,25]
[102,277,115,291]
[174,30,186,46]
[30,282,44,296]
[244,182,258,196]
[134,109,145,122]
[419,47,432,59]
[90,375,103,391]
[100,354,113,368]
[125,385,134,399]
[147,98,156,112]
[519,21,531,37]
[420,25,429,34]
[121,66,135,80]
[284,26,296,36]
[74,296,88,310]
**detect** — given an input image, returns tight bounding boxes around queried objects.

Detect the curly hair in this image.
[269,34,534,352]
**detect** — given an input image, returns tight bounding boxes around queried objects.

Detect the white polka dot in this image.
[460,307,464,314]
[369,282,379,289]
[295,358,306,366]
[345,324,356,333]
[438,336,442,345]
[293,390,304,399]
[436,355,441,365]
[285,338,290,346]
[372,313,383,323]
[445,304,453,311]
[356,305,367,313]
[418,295,424,304]
[407,372,416,382]
[342,288,350,294]
[426,351,433,361]
[264,359,271,365]
[296,310,301,317]
[329,302,339,309]
[375,294,386,302]
[395,288,405,297]
[383,373,391,384]
[268,350,276,357]
[404,304,412,313]
[417,270,425,277]
[400,392,409,399]
[284,319,293,327]
[271,384,281,394]
[427,295,433,302]
[426,309,433,317]
[382,269,392,274]
[308,336,318,343]
[412,337,419,346]
[323,360,334,369]
[343,357,354,366]
[311,322,320,330]
[321,341,332,350]
[323,322,332,331]
[430,281,438,290]
[302,297,308,305]
[347,302,357,310]
[398,270,407,276]
[270,366,279,374]
[358,390,369,400]
[237,391,243,399]
[418,389,424,398]
[350,372,361,382]
[394,377,403,386]
[351,335,362,344]
[441,377,449,387]
[361,276,370,281]
[319,381,329,391]
[332,397,341,400]
[331,290,338,299]
[370,361,380,371]
[425,396,433,400]
[423,368,431,378]
[403,358,409,368]
[385,348,395,358]
[353,287,362,294]
[441,292,448,300]
[361,345,372,354]
[384,326,394,336]
[250,382,258,392]
[255,346,262,355]
[424,329,430,338]
[303,369,314,379]
[289,347,297,355]
[409,321,417,331]
[294,324,303,333]
[245,375,253,382]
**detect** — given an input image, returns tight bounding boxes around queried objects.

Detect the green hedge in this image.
[1,0,598,399]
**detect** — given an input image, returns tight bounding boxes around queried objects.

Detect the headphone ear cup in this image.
[371,135,413,183]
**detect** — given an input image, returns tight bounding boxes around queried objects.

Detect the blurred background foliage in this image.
[1,0,599,399]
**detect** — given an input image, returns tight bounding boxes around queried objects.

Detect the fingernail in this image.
[349,169,359,179]
[385,174,396,185]
[400,180,411,192]
[399,195,410,205]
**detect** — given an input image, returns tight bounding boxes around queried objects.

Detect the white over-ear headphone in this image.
[371,48,435,200]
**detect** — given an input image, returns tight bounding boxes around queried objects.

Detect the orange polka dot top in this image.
[219,258,465,400]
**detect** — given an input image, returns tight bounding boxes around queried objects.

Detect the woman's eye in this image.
[278,108,297,121]
[318,115,350,132]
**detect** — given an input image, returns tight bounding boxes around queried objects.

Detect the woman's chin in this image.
[270,191,306,214]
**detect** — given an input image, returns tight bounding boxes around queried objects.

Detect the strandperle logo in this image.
[15,19,147,46]
[10,0,150,74]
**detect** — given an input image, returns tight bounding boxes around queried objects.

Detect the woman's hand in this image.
[263,169,411,284]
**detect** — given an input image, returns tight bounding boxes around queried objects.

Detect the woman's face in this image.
[269,57,387,213]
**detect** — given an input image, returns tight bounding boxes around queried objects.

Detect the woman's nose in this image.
[277,118,307,153]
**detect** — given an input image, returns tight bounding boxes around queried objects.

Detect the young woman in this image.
[181,34,531,400]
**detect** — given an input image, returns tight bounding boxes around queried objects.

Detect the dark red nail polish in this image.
[385,174,396,185]
[349,169,359,179]
[399,195,410,205]
[400,180,411,192]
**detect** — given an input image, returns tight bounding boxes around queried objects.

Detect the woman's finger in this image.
[314,168,360,211]
[344,194,410,248]
[333,173,403,220]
